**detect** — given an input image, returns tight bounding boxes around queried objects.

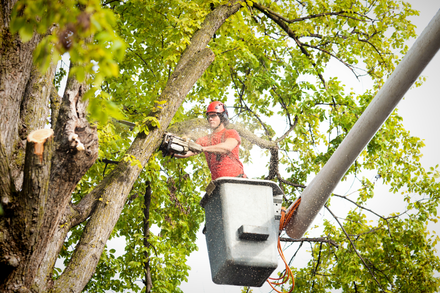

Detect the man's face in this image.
[207,113,221,129]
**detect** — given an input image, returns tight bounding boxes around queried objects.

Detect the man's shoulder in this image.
[224,128,240,141]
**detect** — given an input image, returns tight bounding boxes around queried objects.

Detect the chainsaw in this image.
[160,132,203,157]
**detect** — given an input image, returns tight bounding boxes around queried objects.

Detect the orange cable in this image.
[267,197,301,293]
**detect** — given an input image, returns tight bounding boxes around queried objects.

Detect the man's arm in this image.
[174,138,238,158]
[202,138,238,154]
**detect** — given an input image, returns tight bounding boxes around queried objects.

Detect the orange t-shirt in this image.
[196,129,245,180]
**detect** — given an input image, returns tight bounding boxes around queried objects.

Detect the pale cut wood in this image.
[27,129,54,163]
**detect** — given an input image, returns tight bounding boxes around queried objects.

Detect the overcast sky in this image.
[181,1,440,292]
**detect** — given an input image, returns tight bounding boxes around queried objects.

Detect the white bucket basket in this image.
[200,177,283,287]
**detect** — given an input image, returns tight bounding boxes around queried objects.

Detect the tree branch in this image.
[251,4,370,24]
[280,236,338,248]
[333,193,384,219]
[168,117,278,150]
[332,193,410,221]
[288,241,304,266]
[276,115,298,143]
[174,0,242,74]
[277,176,306,189]
[266,148,279,181]
[6,64,101,291]
[311,242,323,290]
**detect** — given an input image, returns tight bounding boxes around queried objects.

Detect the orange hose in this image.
[267,197,301,293]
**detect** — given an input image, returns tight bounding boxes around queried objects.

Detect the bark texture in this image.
[1,68,99,292]
[0,2,99,287]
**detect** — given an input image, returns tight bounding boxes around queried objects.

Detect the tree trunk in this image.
[0,0,58,289]
[1,63,99,291]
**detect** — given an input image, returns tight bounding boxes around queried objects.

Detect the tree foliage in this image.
[1,0,439,292]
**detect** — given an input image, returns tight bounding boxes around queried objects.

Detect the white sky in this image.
[180,1,440,292]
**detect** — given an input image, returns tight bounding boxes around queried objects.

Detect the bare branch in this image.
[277,176,306,189]
[167,118,278,150]
[219,47,240,55]
[332,193,410,221]
[311,242,323,290]
[280,236,338,248]
[332,193,384,219]
[288,241,304,266]
[350,226,384,239]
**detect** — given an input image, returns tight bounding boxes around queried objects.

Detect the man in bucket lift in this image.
[175,101,247,180]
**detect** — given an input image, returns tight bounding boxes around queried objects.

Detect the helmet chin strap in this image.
[213,121,223,132]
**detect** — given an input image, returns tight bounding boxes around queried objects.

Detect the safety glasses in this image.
[206,113,219,120]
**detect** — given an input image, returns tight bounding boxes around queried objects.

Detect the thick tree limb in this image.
[50,86,62,129]
[0,11,60,288]
[8,71,100,292]
[174,0,242,73]
[266,148,279,180]
[0,30,46,194]
[0,137,13,207]
[231,122,278,149]
[4,130,55,291]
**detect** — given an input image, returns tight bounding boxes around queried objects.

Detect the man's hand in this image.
[174,150,196,158]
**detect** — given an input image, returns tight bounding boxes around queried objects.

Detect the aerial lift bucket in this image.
[200,177,283,287]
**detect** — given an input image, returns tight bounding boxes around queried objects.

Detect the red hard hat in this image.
[206,101,228,117]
